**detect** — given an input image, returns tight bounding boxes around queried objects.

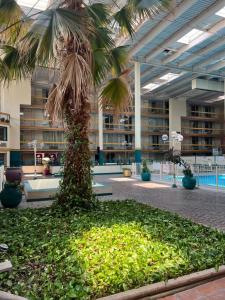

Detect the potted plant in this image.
[0,182,22,208]
[182,167,196,190]
[5,167,22,184]
[42,157,51,176]
[141,160,151,181]
[122,167,132,177]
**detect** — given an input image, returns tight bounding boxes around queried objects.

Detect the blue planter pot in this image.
[0,184,22,208]
[182,176,196,190]
[141,172,151,181]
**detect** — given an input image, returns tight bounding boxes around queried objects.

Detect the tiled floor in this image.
[160,277,225,300]
[95,174,225,231]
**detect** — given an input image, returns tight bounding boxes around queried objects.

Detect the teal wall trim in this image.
[10,151,22,167]
[99,150,105,166]
[135,149,142,163]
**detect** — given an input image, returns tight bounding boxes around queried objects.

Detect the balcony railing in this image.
[187,111,218,119]
[182,144,219,151]
[21,118,63,128]
[103,142,134,151]
[21,141,98,151]
[142,107,169,115]
[182,127,223,135]
[142,143,169,151]
[103,123,134,131]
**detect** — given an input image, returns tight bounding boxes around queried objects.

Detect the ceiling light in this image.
[142,83,161,91]
[159,73,180,82]
[177,29,204,44]
[216,7,225,18]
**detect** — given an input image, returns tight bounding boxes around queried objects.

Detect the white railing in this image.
[148,162,225,191]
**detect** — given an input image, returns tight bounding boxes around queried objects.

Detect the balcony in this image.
[103,123,134,133]
[20,141,66,151]
[142,125,169,135]
[182,127,223,136]
[20,118,64,130]
[184,111,220,121]
[141,106,169,117]
[182,144,218,152]
[103,142,134,151]
[142,143,169,152]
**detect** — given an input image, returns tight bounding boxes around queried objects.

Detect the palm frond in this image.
[0,45,33,82]
[92,48,110,86]
[47,51,92,121]
[20,8,93,66]
[127,0,170,18]
[91,27,114,50]
[113,6,135,37]
[0,0,23,25]
[109,46,129,76]
[113,0,170,38]
[86,3,110,26]
[100,75,132,112]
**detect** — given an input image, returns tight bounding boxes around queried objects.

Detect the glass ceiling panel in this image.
[16,0,48,10]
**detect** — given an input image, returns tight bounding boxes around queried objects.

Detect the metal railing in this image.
[149,162,225,191]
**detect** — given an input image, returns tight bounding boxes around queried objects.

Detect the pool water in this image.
[165,174,225,188]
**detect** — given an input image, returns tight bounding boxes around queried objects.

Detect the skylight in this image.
[216,7,225,18]
[142,72,182,92]
[16,0,48,10]
[159,73,180,82]
[142,83,161,91]
[177,29,204,44]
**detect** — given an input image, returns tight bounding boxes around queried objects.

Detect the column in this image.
[134,61,141,163]
[98,103,104,165]
[169,97,187,152]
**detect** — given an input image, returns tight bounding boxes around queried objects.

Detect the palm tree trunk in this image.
[57,92,94,209]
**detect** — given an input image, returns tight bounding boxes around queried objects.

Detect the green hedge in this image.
[1,200,225,299]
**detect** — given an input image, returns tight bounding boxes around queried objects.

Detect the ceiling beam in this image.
[163,18,225,65]
[144,0,225,62]
[129,0,197,57]
[207,60,225,73]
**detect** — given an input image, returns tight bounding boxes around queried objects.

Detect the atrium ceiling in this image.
[122,0,225,103]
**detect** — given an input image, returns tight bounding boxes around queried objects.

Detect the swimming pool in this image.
[164,174,225,188]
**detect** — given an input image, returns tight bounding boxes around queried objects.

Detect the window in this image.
[192,136,199,150]
[152,136,159,149]
[205,122,212,133]
[204,106,213,118]
[191,105,199,116]
[192,121,199,133]
[0,126,7,141]
[104,114,113,129]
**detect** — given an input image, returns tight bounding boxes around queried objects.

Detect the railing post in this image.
[160,162,163,180]
[197,165,200,188]
[216,165,218,191]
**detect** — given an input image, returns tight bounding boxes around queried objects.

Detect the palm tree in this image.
[0,0,170,209]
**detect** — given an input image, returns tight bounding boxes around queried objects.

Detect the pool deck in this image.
[96,174,225,231]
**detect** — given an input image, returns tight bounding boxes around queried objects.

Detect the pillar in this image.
[134,62,141,163]
[169,97,187,151]
[98,103,104,165]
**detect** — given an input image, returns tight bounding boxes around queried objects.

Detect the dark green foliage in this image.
[165,148,192,175]
[183,168,193,177]
[142,160,150,173]
[1,201,225,299]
